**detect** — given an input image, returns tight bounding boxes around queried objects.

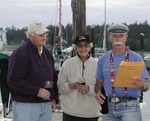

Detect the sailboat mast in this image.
[103,0,106,51]
[58,0,62,49]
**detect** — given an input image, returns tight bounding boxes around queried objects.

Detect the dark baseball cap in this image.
[73,33,91,45]
[107,23,129,34]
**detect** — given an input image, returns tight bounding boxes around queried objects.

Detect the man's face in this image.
[31,33,47,47]
[108,33,128,49]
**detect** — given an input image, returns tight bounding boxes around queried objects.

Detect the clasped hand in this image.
[69,82,89,94]
[77,83,89,94]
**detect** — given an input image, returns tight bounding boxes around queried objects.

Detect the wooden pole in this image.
[71,0,86,40]
[140,33,144,50]
[70,0,86,57]
[91,26,95,57]
[139,33,145,103]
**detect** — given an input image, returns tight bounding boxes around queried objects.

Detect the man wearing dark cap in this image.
[7,21,58,121]
[58,33,100,121]
[95,23,149,121]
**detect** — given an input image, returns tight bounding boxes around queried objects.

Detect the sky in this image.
[1,0,150,29]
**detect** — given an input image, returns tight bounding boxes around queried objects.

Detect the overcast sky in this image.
[1,0,150,29]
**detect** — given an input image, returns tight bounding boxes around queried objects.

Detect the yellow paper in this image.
[114,61,144,88]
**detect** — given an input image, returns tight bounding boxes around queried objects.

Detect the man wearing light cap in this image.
[7,21,58,121]
[95,23,149,121]
[107,23,129,34]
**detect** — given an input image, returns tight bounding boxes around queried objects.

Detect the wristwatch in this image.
[141,82,146,90]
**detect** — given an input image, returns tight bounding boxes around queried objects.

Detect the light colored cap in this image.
[107,23,129,34]
[27,21,49,35]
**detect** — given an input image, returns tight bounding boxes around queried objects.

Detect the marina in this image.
[1,1,150,121]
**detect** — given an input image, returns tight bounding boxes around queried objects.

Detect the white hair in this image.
[26,32,34,39]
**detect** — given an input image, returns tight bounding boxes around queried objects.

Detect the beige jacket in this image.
[57,56,100,118]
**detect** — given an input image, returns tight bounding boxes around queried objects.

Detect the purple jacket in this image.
[7,39,58,103]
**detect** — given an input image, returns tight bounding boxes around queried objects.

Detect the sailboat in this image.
[53,0,72,71]
[95,0,107,57]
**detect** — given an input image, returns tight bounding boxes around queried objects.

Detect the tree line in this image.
[1,20,150,51]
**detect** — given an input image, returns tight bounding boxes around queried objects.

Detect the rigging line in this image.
[58,0,62,37]
[98,0,107,48]
[62,0,72,46]
[42,0,46,23]
[51,0,59,26]
[58,0,63,48]
[62,0,72,25]
[98,24,104,47]
[51,0,59,46]
[54,0,59,45]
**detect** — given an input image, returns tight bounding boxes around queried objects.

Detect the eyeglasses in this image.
[77,43,90,48]
[38,33,48,37]
[109,33,127,38]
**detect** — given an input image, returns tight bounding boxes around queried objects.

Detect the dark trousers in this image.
[63,112,99,121]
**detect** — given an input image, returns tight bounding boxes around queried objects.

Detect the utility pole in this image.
[139,33,145,103]
[71,0,86,39]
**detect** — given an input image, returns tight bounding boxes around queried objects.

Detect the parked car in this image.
[144,56,150,69]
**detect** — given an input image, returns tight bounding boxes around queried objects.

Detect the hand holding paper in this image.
[114,61,144,88]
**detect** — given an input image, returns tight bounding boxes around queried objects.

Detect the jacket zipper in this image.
[82,62,85,77]
[39,54,44,65]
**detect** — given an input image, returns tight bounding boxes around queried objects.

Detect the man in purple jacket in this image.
[7,21,58,121]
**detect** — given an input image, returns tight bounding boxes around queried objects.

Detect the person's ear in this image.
[107,34,112,42]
